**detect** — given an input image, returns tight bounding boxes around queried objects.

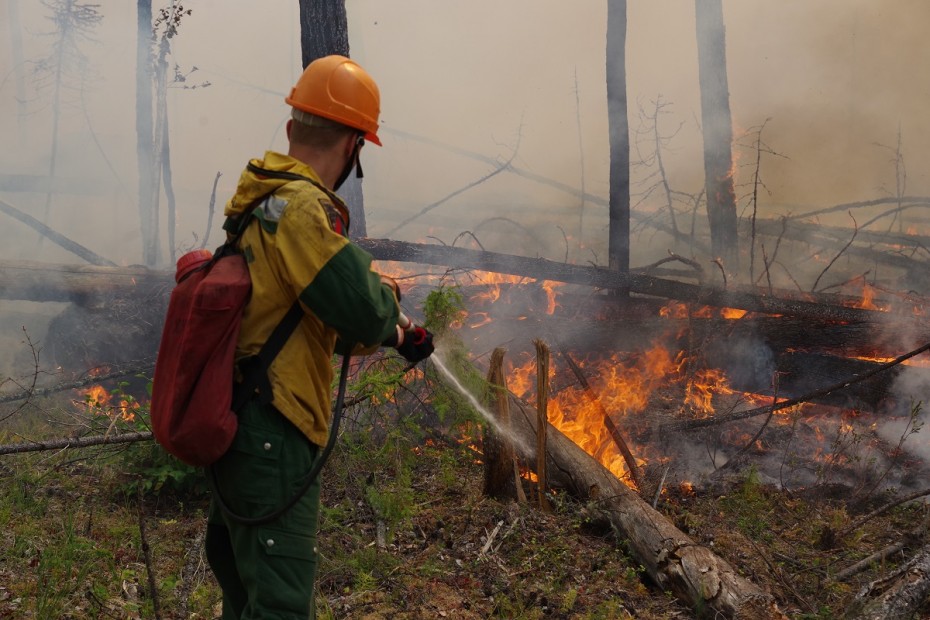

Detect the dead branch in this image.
[834,516,930,582]
[0,431,152,456]
[837,487,930,541]
[640,252,705,282]
[812,213,859,292]
[720,373,781,469]
[137,484,162,619]
[200,171,222,250]
[176,523,206,619]
[0,198,116,266]
[384,150,517,237]
[663,341,930,433]
[787,196,930,223]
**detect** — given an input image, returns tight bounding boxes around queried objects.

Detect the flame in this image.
[721,307,747,320]
[660,301,747,320]
[468,312,494,329]
[541,281,561,315]
[117,399,138,422]
[685,368,735,417]
[80,384,137,422]
[857,282,878,310]
[83,385,110,407]
[505,342,740,484]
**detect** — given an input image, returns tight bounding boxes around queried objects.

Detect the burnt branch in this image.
[663,341,930,433]
[384,148,518,237]
[557,347,642,490]
[812,212,859,293]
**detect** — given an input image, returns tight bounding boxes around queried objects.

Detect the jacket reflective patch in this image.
[320,199,348,238]
[260,195,289,222]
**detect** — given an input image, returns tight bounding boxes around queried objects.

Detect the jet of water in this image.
[429,347,533,455]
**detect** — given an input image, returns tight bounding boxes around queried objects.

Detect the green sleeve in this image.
[299,243,400,347]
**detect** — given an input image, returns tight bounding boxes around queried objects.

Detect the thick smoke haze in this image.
[2,1,929,269]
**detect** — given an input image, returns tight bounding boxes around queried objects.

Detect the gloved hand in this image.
[396,326,435,364]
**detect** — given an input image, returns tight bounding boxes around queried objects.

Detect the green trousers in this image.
[205,399,322,620]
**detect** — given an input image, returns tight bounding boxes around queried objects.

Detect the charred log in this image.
[0,260,172,304]
[357,238,900,324]
[503,391,785,618]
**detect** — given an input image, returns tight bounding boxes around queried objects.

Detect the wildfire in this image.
[80,384,138,422]
[684,368,735,417]
[659,301,747,320]
[504,342,737,483]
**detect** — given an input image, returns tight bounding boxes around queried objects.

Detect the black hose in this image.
[209,352,353,526]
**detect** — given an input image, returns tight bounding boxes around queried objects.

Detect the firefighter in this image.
[205,55,434,619]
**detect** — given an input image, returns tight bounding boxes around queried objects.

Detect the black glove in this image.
[396,326,434,364]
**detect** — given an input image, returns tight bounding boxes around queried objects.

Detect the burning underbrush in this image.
[382,263,930,510]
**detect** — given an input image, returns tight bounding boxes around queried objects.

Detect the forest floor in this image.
[1,389,929,620]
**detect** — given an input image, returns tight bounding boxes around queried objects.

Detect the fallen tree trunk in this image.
[846,541,930,620]
[503,391,785,618]
[0,242,905,326]
[0,260,172,303]
[357,238,899,324]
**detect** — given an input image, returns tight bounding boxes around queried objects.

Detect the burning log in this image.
[557,346,643,489]
[357,238,901,324]
[502,391,785,618]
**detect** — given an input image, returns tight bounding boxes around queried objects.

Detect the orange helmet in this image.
[285,55,382,146]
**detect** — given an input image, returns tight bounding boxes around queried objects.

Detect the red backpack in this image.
[151,222,303,467]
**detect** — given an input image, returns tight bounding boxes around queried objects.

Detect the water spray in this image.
[429,345,534,455]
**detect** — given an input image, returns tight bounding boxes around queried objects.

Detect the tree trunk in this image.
[297,0,367,237]
[7,0,27,140]
[505,392,785,618]
[136,0,158,266]
[606,0,630,285]
[695,0,738,271]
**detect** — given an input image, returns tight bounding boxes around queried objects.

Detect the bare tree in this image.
[695,0,738,271]
[136,0,157,266]
[33,0,102,235]
[136,2,203,267]
[297,0,367,238]
[606,0,630,287]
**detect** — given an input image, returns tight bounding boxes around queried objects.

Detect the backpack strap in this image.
[224,169,342,411]
[231,299,303,412]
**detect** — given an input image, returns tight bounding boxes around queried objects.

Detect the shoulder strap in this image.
[231,299,304,412]
[222,191,307,412]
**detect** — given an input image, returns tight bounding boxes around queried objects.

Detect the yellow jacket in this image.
[224,151,399,446]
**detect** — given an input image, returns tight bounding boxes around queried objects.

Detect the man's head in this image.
[284,55,381,190]
[285,55,381,146]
